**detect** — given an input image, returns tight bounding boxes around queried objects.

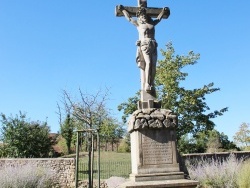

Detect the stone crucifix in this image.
[116,0,170,109]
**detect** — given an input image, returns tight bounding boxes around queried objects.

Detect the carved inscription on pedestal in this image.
[141,130,173,165]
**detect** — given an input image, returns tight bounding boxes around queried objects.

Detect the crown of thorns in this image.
[136,7,146,17]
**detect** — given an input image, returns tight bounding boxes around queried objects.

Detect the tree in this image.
[60,88,126,151]
[178,129,238,154]
[219,132,239,151]
[118,42,228,139]
[59,88,111,151]
[99,117,125,151]
[0,112,53,158]
[177,134,198,154]
[57,100,78,155]
[233,122,250,150]
[118,93,140,123]
[206,130,222,153]
[59,88,113,187]
[60,114,74,154]
[118,133,131,153]
[61,88,110,130]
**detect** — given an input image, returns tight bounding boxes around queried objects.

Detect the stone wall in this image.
[1,152,250,187]
[0,158,75,188]
[182,151,250,162]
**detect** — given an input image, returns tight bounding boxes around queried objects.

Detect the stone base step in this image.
[119,179,199,188]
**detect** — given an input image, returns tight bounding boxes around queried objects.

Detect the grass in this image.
[74,151,131,180]
[78,160,131,179]
[63,151,131,162]
[237,159,250,188]
[93,151,130,162]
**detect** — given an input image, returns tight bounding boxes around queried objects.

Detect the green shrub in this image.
[117,139,130,153]
[237,159,250,188]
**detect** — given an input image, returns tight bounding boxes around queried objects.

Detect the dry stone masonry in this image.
[128,109,177,132]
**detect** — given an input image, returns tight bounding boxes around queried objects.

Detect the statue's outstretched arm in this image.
[153,7,167,25]
[118,5,138,26]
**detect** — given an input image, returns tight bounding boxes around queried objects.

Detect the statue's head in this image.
[136,7,146,17]
[137,7,149,23]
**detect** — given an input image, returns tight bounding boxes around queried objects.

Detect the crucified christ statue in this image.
[118,5,168,94]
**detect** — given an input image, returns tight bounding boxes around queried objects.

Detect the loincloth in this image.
[136,39,157,70]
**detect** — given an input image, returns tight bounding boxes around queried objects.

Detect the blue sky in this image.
[0,0,249,141]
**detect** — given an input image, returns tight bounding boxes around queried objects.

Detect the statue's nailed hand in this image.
[136,40,141,46]
[118,5,124,11]
[163,7,168,12]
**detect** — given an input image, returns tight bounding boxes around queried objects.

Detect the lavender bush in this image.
[186,154,243,188]
[0,164,57,188]
[237,159,250,188]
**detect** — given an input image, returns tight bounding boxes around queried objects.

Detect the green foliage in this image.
[219,132,239,151]
[118,42,228,140]
[117,93,139,124]
[60,114,74,154]
[118,134,131,153]
[100,118,125,151]
[206,130,221,153]
[118,140,130,153]
[233,122,250,150]
[156,42,228,138]
[55,136,68,155]
[0,144,13,158]
[178,129,238,154]
[178,135,202,154]
[0,112,54,158]
[237,159,250,188]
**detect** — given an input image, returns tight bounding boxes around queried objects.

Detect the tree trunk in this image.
[95,137,97,151]
[67,142,71,154]
[105,140,108,151]
[111,139,114,151]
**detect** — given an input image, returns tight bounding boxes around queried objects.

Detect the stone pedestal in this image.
[130,129,184,181]
[121,108,198,188]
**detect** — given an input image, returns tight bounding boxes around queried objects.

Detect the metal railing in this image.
[78,161,131,180]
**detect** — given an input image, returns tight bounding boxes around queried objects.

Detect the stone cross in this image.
[115,0,170,19]
[116,0,170,109]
